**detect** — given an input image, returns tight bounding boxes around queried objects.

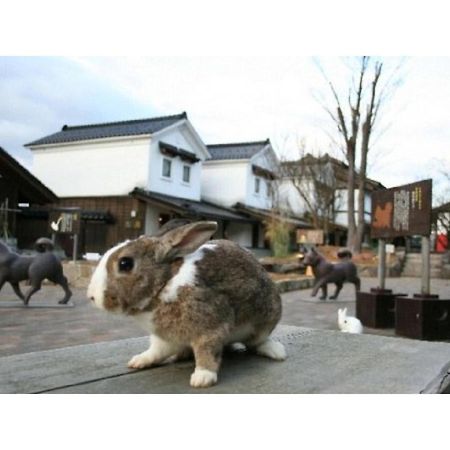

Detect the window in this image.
[162,158,172,178]
[266,181,271,198]
[182,165,191,183]
[254,177,260,194]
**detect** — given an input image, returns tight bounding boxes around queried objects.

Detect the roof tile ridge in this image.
[60,112,187,131]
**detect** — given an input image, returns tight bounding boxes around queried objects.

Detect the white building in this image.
[278,153,385,245]
[202,140,308,249]
[25,113,257,254]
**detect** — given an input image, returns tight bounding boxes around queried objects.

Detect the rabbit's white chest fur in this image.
[160,243,217,303]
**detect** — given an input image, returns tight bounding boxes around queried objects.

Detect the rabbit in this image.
[337,308,363,334]
[87,220,286,388]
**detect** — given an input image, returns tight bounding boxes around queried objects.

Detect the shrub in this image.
[264,216,292,258]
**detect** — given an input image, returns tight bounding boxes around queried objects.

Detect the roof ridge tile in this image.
[60,112,187,131]
[207,139,269,148]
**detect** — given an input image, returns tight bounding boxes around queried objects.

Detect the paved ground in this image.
[1,277,450,357]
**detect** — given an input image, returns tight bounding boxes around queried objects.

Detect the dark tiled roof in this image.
[130,188,256,223]
[233,202,311,228]
[26,112,188,147]
[0,146,58,203]
[282,153,386,191]
[433,201,450,213]
[206,139,270,161]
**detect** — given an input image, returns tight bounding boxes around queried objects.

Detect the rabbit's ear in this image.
[343,307,347,316]
[156,221,218,261]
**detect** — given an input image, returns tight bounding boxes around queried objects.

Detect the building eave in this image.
[26,134,152,151]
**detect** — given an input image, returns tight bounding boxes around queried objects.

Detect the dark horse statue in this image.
[0,238,72,305]
[301,247,360,301]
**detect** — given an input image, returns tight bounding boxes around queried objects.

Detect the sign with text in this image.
[297,229,324,245]
[371,179,432,238]
[49,209,81,235]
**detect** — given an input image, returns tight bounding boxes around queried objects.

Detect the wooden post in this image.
[421,236,430,296]
[378,238,386,290]
[73,233,78,263]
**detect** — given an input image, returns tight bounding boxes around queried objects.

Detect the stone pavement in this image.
[0,284,147,357]
[2,278,450,393]
[1,277,450,357]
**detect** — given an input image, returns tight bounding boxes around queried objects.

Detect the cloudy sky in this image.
[1,56,450,199]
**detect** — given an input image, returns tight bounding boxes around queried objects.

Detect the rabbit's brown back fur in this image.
[195,240,281,328]
[155,240,281,344]
[100,238,281,344]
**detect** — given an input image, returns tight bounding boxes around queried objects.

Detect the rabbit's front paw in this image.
[190,368,218,388]
[128,351,155,369]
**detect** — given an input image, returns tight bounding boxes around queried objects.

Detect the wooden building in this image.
[0,146,58,249]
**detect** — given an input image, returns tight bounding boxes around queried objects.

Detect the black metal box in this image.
[395,295,450,340]
[356,288,397,328]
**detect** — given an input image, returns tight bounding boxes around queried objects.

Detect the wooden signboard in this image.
[371,179,432,239]
[49,209,81,235]
[297,229,324,245]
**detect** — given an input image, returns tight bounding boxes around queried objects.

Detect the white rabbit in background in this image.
[338,308,363,334]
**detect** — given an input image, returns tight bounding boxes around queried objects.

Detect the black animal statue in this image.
[0,238,72,305]
[301,247,360,301]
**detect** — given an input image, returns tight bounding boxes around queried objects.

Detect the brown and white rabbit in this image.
[87,221,286,388]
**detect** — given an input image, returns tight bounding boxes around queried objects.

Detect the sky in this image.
[2,55,450,201]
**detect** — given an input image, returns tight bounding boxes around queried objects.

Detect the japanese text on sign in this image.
[371,179,432,238]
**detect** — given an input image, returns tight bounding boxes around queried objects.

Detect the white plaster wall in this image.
[335,189,372,225]
[278,179,309,216]
[245,147,276,210]
[337,188,370,211]
[201,161,248,207]
[148,125,205,201]
[363,192,372,225]
[335,211,348,227]
[245,166,272,209]
[278,179,372,228]
[251,146,276,171]
[31,137,150,197]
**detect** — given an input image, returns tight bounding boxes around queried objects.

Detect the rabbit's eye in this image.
[118,257,134,273]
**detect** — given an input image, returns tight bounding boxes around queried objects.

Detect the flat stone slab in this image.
[275,278,314,293]
[0,301,75,309]
[1,325,450,394]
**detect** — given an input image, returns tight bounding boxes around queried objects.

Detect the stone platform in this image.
[1,325,450,394]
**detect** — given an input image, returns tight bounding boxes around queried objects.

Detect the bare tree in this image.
[316,56,402,252]
[278,146,342,243]
[431,159,450,245]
